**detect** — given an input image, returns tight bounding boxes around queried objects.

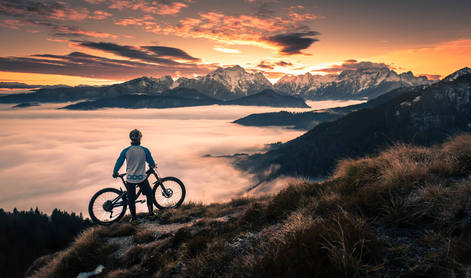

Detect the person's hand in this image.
[112,173,118,178]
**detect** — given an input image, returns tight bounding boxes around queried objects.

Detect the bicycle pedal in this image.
[137,200,146,204]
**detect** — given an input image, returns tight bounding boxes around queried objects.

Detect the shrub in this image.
[28,228,117,278]
[133,228,155,244]
[265,181,319,220]
[186,236,208,257]
[433,133,471,176]
[96,223,136,237]
[250,212,382,278]
[238,202,265,229]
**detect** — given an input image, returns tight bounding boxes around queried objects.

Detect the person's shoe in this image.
[129,219,139,225]
[148,214,157,221]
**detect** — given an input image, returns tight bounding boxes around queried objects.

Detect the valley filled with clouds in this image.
[0,101,359,216]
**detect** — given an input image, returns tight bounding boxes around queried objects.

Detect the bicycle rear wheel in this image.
[153,177,186,209]
[89,188,127,225]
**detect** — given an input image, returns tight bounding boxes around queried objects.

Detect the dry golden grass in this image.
[133,227,155,244]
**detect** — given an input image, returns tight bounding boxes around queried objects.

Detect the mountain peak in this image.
[441,67,471,83]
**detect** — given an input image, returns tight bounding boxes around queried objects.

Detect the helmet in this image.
[129,129,142,140]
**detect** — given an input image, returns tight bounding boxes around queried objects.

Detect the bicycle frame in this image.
[112,167,172,209]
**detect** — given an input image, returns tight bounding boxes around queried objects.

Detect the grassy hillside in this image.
[27,134,471,278]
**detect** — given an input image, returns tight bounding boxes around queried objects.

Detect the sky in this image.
[0,100,361,216]
[0,0,470,85]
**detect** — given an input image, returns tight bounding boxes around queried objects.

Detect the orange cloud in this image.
[155,11,320,55]
[89,10,113,20]
[47,38,69,42]
[114,15,158,30]
[419,74,441,80]
[0,19,24,30]
[286,5,322,21]
[86,0,188,16]
[113,6,322,55]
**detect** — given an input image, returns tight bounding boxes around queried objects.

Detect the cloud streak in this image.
[0,0,90,21]
[313,59,392,73]
[72,41,201,64]
[0,44,211,80]
[84,0,188,16]
[0,17,119,38]
[257,60,294,70]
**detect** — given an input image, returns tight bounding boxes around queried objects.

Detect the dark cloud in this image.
[263,31,320,55]
[255,2,276,19]
[275,61,293,67]
[0,49,212,80]
[72,41,201,64]
[0,18,118,38]
[142,46,200,61]
[257,60,294,70]
[0,0,89,21]
[314,60,392,73]
[257,61,274,70]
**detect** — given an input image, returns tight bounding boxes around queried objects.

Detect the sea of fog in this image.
[0,100,362,217]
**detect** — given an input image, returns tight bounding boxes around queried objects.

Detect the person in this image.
[113,129,157,225]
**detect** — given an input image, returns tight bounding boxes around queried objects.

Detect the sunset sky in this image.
[1,0,470,85]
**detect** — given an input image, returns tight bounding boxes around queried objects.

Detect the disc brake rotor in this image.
[103,200,114,212]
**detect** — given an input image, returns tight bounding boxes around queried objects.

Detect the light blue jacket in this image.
[113,144,155,183]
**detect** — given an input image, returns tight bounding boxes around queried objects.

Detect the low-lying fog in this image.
[0,100,362,217]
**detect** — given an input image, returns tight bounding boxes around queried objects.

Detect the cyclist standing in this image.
[113,129,157,225]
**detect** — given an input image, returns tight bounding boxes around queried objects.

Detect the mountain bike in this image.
[88,167,186,225]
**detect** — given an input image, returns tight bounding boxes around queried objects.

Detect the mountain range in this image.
[274,68,434,100]
[62,89,310,110]
[236,67,471,180]
[0,66,434,105]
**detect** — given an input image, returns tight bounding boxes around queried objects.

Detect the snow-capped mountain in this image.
[441,67,471,83]
[102,75,173,98]
[174,65,273,100]
[275,68,435,100]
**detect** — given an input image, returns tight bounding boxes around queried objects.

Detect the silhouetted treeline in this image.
[0,207,93,278]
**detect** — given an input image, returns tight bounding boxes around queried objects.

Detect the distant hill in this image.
[225,89,310,108]
[233,85,428,130]
[63,89,310,110]
[12,102,40,108]
[62,94,223,110]
[160,88,213,99]
[237,67,471,179]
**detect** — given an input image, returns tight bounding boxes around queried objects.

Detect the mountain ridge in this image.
[62,89,310,110]
[236,67,471,179]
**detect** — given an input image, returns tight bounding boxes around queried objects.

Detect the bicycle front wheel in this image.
[153,177,186,209]
[89,188,127,225]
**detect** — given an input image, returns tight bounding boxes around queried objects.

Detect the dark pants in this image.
[125,179,154,219]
